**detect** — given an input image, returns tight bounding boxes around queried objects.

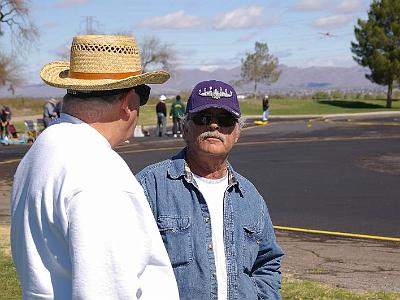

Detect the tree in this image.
[0,0,38,47]
[0,0,38,89]
[0,51,22,92]
[140,36,176,73]
[239,42,281,97]
[351,0,400,108]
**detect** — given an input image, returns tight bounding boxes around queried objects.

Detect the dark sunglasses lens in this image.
[192,113,237,127]
[217,115,237,127]
[133,85,151,106]
[192,114,211,126]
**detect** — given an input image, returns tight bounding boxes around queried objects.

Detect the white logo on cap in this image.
[199,87,233,99]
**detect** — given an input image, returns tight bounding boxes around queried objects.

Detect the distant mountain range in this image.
[0,65,384,99]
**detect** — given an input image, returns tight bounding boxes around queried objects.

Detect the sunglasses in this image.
[190,111,238,127]
[133,84,151,106]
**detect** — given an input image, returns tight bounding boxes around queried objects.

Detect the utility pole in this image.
[80,16,99,34]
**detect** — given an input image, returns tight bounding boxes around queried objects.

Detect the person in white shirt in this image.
[10,34,179,300]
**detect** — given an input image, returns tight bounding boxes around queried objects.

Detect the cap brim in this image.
[40,61,170,91]
[188,103,241,118]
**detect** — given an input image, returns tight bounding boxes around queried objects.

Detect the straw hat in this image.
[40,35,170,91]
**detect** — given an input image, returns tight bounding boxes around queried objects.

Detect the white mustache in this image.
[199,131,226,143]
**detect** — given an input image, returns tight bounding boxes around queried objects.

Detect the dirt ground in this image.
[277,230,400,292]
[1,180,399,293]
[0,179,11,225]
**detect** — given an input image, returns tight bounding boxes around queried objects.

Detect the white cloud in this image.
[199,65,221,72]
[312,14,354,29]
[174,48,197,66]
[139,10,202,29]
[197,54,244,70]
[214,6,271,30]
[335,0,363,13]
[56,0,88,7]
[291,0,330,12]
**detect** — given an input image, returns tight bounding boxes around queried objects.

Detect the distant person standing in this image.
[170,95,185,137]
[262,95,270,122]
[0,105,12,139]
[43,98,59,128]
[156,94,167,137]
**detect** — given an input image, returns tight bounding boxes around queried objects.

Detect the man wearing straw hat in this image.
[10,35,179,299]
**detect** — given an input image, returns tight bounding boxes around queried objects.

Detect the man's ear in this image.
[120,90,133,117]
[117,92,130,120]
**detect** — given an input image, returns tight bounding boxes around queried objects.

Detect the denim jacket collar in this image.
[167,148,244,195]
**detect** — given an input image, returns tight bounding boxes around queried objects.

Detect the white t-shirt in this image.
[193,173,228,300]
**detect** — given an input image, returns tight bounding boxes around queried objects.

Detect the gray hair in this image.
[62,92,125,121]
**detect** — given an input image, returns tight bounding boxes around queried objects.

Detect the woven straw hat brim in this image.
[40,61,170,91]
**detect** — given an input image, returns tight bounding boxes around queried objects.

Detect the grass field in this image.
[1,224,399,300]
[2,96,399,134]
[2,96,399,119]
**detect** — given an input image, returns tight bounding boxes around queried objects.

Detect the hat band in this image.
[69,70,142,80]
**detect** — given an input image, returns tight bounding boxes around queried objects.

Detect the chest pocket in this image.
[157,216,193,268]
[242,221,263,274]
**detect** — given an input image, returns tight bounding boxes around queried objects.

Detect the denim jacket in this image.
[136,149,283,300]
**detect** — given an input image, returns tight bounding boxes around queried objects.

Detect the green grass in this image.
[282,274,400,300]
[0,97,47,116]
[1,225,399,300]
[2,97,399,133]
[0,225,21,300]
[0,254,21,300]
[238,97,400,116]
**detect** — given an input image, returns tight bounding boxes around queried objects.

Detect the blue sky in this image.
[3,0,371,84]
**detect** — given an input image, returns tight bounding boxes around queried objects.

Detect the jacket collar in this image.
[168,148,241,192]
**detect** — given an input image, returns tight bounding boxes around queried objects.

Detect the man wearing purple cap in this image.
[137,80,283,300]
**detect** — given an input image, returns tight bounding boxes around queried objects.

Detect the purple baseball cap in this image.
[186,80,241,118]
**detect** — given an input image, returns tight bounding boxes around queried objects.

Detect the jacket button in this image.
[208,244,213,250]
[204,217,210,223]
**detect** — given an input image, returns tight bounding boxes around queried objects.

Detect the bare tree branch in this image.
[140,36,176,73]
[0,0,38,46]
[0,51,23,87]
[0,0,38,87]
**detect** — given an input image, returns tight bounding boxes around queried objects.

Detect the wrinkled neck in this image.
[185,147,227,179]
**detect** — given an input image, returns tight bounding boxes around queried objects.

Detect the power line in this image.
[80,16,100,35]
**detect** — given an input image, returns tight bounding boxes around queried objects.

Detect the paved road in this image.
[1,115,400,238]
[116,116,400,239]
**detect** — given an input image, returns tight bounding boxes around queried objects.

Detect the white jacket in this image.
[11,114,179,299]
